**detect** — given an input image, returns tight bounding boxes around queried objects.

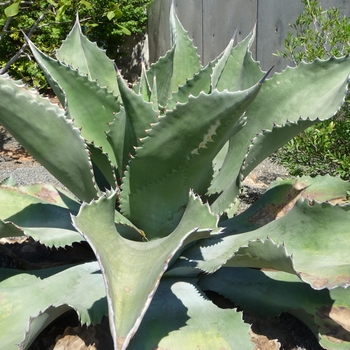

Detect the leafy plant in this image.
[274,0,350,180]
[0,0,151,90]
[0,3,350,349]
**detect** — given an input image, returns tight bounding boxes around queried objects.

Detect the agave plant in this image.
[0,3,350,349]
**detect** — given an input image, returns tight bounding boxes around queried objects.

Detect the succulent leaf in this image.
[72,190,219,350]
[146,3,201,108]
[121,83,262,238]
[166,62,213,110]
[116,71,159,143]
[28,41,120,167]
[165,27,261,111]
[145,47,175,108]
[198,268,350,349]
[137,61,152,101]
[14,183,80,210]
[212,26,264,92]
[168,1,201,92]
[269,175,350,203]
[184,177,350,289]
[150,71,159,110]
[210,34,236,91]
[0,262,107,350]
[129,278,253,349]
[107,107,137,175]
[0,221,24,239]
[87,143,117,190]
[224,238,296,273]
[0,75,97,201]
[243,118,317,177]
[107,71,159,172]
[107,73,160,174]
[210,56,350,215]
[0,184,82,247]
[56,17,120,95]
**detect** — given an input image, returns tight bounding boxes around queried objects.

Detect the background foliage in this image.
[273,0,350,180]
[0,0,152,91]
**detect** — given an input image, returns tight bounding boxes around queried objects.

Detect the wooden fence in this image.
[147,0,350,72]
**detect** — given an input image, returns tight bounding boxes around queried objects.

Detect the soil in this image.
[0,126,35,165]
[0,130,324,350]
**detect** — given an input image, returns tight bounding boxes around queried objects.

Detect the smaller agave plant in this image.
[0,3,350,349]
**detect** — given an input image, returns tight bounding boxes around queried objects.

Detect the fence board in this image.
[256,0,305,72]
[148,0,203,63]
[148,0,350,72]
[201,0,257,64]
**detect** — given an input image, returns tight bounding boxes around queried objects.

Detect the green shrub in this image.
[0,0,151,91]
[274,0,350,180]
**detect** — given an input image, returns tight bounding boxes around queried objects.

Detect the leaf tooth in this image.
[259,65,274,85]
[190,149,200,156]
[206,135,214,142]
[138,136,147,144]
[308,199,315,206]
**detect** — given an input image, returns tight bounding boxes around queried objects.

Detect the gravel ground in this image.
[0,127,63,187]
[238,158,290,213]
[0,161,63,187]
[243,158,289,187]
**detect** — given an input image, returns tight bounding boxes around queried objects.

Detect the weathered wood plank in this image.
[202,0,257,65]
[256,0,305,72]
[148,0,203,64]
[148,0,350,71]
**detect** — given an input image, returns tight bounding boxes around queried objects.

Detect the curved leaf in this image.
[243,118,316,177]
[0,75,97,201]
[28,41,120,167]
[72,190,219,350]
[210,56,350,215]
[0,184,82,247]
[88,143,117,190]
[56,17,120,95]
[199,268,350,349]
[168,1,201,94]
[213,26,264,92]
[0,262,107,350]
[165,61,213,110]
[182,176,350,289]
[145,2,201,107]
[146,48,175,108]
[129,278,253,349]
[107,72,159,172]
[121,83,262,238]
